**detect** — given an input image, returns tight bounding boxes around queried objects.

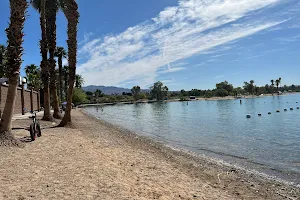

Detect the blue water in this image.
[84,94,300,185]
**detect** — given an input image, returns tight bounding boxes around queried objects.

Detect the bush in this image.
[138,93,147,100]
[72,88,88,105]
[204,91,213,98]
[214,89,228,97]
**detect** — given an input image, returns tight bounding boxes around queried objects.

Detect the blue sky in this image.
[0,0,300,90]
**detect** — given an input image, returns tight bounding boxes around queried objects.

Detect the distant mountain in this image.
[82,85,149,95]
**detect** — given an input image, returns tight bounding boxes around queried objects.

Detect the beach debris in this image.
[246,114,251,118]
[217,173,222,183]
[268,112,271,115]
[276,110,280,113]
[290,108,293,110]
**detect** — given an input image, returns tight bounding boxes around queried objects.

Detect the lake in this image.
[84,94,300,185]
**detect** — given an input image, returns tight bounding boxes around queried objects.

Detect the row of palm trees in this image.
[0,0,79,145]
[270,77,282,93]
[24,61,84,100]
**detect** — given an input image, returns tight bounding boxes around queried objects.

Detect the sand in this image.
[0,109,299,200]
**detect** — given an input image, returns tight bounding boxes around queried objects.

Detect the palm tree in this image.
[0,0,28,145]
[59,0,79,126]
[30,0,52,121]
[75,74,84,88]
[62,65,69,100]
[275,79,280,94]
[24,64,42,90]
[0,45,7,78]
[54,46,67,102]
[270,79,274,95]
[45,0,62,119]
[278,77,282,91]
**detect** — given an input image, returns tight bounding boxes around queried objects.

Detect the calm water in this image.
[85,94,300,185]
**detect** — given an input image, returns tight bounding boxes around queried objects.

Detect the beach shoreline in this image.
[0,109,299,199]
[81,92,300,107]
[79,110,300,199]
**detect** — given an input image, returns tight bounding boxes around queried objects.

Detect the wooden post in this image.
[37,90,40,111]
[30,89,33,112]
[21,85,25,115]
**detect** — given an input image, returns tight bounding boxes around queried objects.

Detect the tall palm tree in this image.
[30,0,52,121]
[54,46,67,102]
[46,0,61,119]
[278,77,282,91]
[75,74,84,88]
[59,0,79,126]
[275,79,280,94]
[270,79,274,95]
[0,0,28,145]
[24,64,42,90]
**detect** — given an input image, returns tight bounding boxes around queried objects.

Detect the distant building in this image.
[0,76,26,87]
[0,78,8,85]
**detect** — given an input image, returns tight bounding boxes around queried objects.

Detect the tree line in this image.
[83,81,169,104]
[178,78,299,99]
[81,78,300,104]
[0,0,79,146]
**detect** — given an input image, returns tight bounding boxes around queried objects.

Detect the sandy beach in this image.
[0,109,299,200]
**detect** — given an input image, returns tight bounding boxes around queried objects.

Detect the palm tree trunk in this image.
[64,69,68,101]
[46,0,61,119]
[59,0,79,126]
[0,0,27,146]
[58,56,63,103]
[39,0,52,121]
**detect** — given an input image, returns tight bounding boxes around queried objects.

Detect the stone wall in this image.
[0,85,40,117]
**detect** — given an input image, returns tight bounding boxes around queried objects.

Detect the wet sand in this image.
[0,109,299,199]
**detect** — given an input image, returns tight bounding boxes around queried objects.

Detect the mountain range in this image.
[82,85,149,95]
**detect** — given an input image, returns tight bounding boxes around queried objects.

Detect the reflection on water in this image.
[85,94,300,184]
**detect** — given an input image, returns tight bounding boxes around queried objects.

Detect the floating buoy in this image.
[297,107,300,109]
[287,102,289,103]
[290,108,293,110]
[296,102,298,103]
[276,110,280,113]
[258,113,262,116]
[268,112,271,115]
[284,109,287,111]
[246,114,251,118]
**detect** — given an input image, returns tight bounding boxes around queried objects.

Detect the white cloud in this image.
[159,67,186,74]
[78,0,287,87]
[275,34,300,44]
